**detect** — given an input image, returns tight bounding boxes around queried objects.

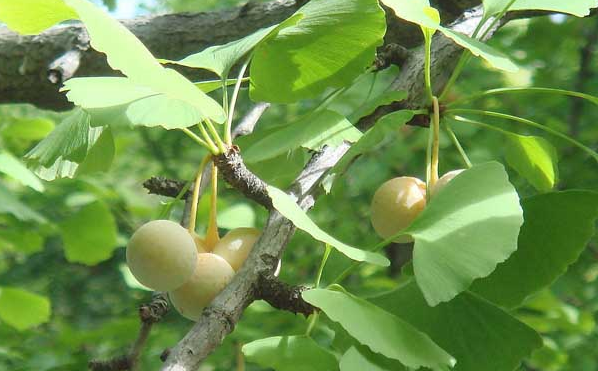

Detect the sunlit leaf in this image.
[62,0,225,125]
[250,0,386,102]
[0,0,77,34]
[371,281,542,371]
[243,336,339,371]
[59,200,118,265]
[24,109,91,167]
[0,152,44,192]
[439,28,518,72]
[472,191,598,308]
[244,110,362,163]
[0,287,51,331]
[303,287,455,371]
[401,162,523,306]
[484,0,596,17]
[504,134,558,192]
[167,17,300,77]
[267,186,389,266]
[75,127,115,175]
[340,346,402,371]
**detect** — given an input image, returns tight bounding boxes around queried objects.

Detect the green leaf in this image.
[484,0,596,17]
[0,183,46,223]
[371,281,542,371]
[75,127,115,175]
[0,287,51,331]
[59,200,118,265]
[167,18,300,77]
[402,162,523,306]
[438,28,518,72]
[381,0,440,30]
[340,346,402,371]
[195,78,249,93]
[244,110,362,163]
[24,109,91,167]
[267,186,389,266]
[472,190,598,308]
[218,203,256,229]
[1,116,55,141]
[0,230,44,255]
[0,152,44,192]
[250,0,386,103]
[0,0,78,34]
[303,288,455,371]
[62,0,225,125]
[62,77,157,108]
[328,110,414,179]
[504,134,558,192]
[243,336,339,371]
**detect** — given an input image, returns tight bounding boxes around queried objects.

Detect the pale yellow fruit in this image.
[370,177,426,243]
[169,253,235,321]
[191,233,209,253]
[431,169,465,197]
[212,228,261,271]
[126,220,198,292]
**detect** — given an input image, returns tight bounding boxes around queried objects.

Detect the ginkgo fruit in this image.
[370,176,426,243]
[126,219,198,292]
[431,169,465,197]
[169,253,235,321]
[212,228,261,271]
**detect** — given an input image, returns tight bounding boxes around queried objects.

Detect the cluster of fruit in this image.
[126,220,260,320]
[370,169,464,242]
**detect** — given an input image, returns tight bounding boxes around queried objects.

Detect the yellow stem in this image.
[430,96,440,190]
[188,155,211,235]
[205,162,220,249]
[197,123,219,155]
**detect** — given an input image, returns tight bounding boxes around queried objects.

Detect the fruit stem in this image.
[225,56,250,146]
[188,155,211,235]
[197,123,219,155]
[204,118,228,154]
[315,244,332,288]
[430,96,440,188]
[181,128,217,154]
[444,122,472,169]
[305,312,319,337]
[205,162,220,249]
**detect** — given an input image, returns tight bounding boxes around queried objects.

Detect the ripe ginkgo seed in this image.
[212,228,261,271]
[126,220,198,292]
[169,253,235,321]
[370,176,426,243]
[431,169,465,197]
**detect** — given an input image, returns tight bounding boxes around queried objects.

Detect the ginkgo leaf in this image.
[0,152,44,192]
[243,336,339,371]
[472,191,598,308]
[483,0,596,18]
[267,186,388,266]
[62,0,225,125]
[0,287,51,331]
[243,110,362,163]
[59,200,118,265]
[166,16,301,77]
[371,280,542,371]
[250,0,386,102]
[401,162,523,306]
[504,134,558,192]
[303,287,455,371]
[0,0,78,35]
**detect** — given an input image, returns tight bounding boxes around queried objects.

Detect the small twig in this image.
[256,275,316,316]
[232,102,271,140]
[213,147,272,209]
[143,177,190,198]
[89,293,169,371]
